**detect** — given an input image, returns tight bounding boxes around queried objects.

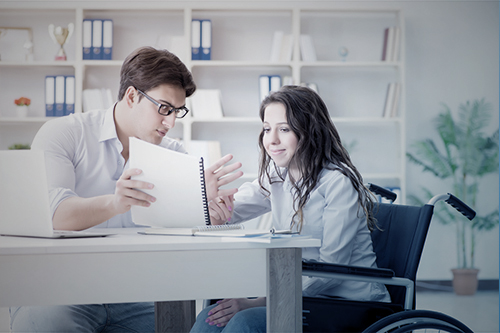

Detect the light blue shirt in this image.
[31,105,185,228]
[231,167,391,302]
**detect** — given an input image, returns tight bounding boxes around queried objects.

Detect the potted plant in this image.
[14,97,31,117]
[406,98,499,295]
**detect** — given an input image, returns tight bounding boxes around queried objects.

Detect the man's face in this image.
[132,84,186,145]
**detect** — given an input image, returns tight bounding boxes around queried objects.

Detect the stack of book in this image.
[45,75,75,117]
[191,19,212,60]
[381,26,400,62]
[83,19,113,60]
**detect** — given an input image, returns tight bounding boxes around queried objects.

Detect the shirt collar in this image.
[99,103,119,143]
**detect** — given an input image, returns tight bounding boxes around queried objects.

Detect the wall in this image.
[0,0,498,281]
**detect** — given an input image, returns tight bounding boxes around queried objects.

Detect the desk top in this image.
[0,228,321,255]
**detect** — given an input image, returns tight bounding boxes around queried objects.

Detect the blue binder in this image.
[45,76,55,117]
[92,19,103,60]
[54,76,65,117]
[201,19,212,60]
[82,19,92,60]
[102,19,113,60]
[64,76,75,115]
[191,19,201,60]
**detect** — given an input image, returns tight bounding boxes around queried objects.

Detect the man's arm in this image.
[53,168,156,230]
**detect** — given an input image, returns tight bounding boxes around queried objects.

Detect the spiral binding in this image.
[199,157,211,225]
[194,224,244,232]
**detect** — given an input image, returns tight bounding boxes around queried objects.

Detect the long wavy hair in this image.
[258,85,377,232]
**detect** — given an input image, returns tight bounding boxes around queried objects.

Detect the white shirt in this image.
[232,167,391,302]
[31,105,185,228]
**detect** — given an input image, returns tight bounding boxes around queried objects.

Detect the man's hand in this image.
[204,154,243,202]
[113,168,156,214]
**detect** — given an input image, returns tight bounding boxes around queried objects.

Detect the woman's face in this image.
[262,102,299,170]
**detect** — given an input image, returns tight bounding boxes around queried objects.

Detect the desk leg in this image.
[266,247,302,333]
[155,300,196,333]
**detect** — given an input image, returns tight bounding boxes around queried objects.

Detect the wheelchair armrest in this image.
[302,259,394,278]
[302,259,414,310]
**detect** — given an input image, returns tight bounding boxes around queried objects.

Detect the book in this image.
[191,19,201,60]
[82,88,114,112]
[382,27,400,62]
[300,34,317,62]
[140,224,245,236]
[259,75,281,102]
[102,19,113,60]
[189,89,224,118]
[64,75,75,115]
[382,82,396,118]
[382,83,400,118]
[54,75,65,117]
[280,34,293,62]
[82,19,92,60]
[45,76,55,117]
[140,224,298,237]
[270,31,284,62]
[201,19,212,60]
[92,19,103,60]
[129,137,210,228]
[270,31,293,62]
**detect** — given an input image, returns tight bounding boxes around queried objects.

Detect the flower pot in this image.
[451,268,479,295]
[16,105,29,118]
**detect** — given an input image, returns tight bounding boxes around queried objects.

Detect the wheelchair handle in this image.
[428,193,476,220]
[368,183,397,203]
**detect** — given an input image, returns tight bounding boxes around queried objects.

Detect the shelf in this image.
[299,61,400,68]
[0,5,406,201]
[190,60,293,68]
[0,117,51,124]
[0,61,76,68]
[82,60,123,67]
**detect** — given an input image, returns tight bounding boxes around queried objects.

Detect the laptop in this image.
[0,150,112,238]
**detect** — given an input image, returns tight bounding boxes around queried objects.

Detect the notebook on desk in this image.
[0,150,112,238]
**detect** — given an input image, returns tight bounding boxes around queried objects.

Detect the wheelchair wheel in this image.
[362,309,473,333]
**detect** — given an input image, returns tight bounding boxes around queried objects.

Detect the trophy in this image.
[48,23,74,61]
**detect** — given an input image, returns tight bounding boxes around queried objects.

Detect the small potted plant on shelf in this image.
[407,98,499,295]
[8,143,31,150]
[14,97,31,117]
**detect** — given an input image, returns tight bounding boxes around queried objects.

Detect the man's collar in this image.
[99,103,119,142]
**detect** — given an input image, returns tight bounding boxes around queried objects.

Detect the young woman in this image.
[190,85,390,333]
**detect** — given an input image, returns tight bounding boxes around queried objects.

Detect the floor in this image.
[0,291,498,332]
[416,290,499,333]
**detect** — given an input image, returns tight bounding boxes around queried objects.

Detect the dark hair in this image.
[118,46,196,100]
[258,85,377,232]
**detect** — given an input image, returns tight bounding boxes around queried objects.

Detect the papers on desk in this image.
[139,225,302,241]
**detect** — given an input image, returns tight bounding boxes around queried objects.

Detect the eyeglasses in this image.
[137,89,189,118]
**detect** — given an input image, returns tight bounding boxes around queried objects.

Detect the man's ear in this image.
[124,86,137,107]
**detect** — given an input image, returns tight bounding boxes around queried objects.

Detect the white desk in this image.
[0,228,320,332]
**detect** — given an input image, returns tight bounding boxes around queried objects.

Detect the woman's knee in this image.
[224,307,266,333]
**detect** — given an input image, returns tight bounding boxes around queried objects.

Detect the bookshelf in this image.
[0,4,406,201]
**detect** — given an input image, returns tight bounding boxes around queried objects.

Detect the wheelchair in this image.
[301,183,476,333]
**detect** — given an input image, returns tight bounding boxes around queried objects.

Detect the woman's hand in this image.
[204,154,243,202]
[205,298,266,328]
[209,195,234,225]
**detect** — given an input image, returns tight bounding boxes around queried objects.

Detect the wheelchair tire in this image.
[362,309,473,333]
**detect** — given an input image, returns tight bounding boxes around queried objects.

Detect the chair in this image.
[302,184,476,333]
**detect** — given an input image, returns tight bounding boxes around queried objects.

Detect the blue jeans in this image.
[190,304,266,333]
[10,302,154,333]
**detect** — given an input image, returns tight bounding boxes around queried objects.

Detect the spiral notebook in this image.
[129,137,210,228]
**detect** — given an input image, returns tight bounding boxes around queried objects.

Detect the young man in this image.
[10,47,243,332]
